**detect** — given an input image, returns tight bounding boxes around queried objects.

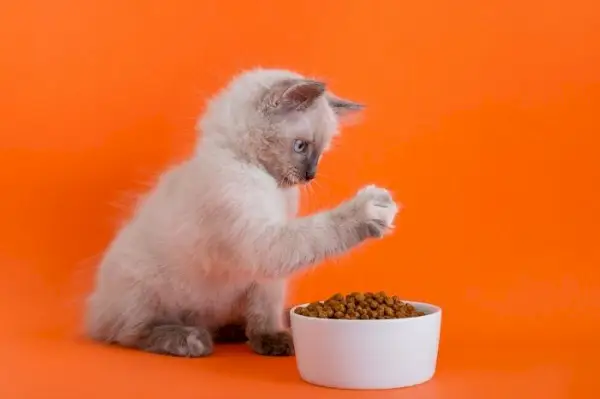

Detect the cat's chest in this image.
[178,278,251,325]
[251,187,293,222]
[281,187,300,218]
[179,277,250,309]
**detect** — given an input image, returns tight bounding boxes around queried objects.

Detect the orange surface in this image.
[1,0,599,398]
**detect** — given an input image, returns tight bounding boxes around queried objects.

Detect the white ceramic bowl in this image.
[290,300,441,390]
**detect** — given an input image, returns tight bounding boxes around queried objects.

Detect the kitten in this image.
[85,68,399,357]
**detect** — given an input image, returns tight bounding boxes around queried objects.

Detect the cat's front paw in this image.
[353,184,399,238]
[248,331,295,356]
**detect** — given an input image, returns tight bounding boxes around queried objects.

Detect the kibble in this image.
[294,292,426,319]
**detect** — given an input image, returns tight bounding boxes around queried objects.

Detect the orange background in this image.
[1,1,599,398]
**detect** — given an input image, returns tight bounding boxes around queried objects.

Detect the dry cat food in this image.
[294,292,426,320]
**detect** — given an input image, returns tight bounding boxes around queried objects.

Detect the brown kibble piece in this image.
[329,293,344,302]
[333,303,346,313]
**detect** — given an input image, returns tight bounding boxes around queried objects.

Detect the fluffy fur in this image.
[85,68,399,357]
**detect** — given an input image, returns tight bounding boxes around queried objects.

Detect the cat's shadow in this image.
[199,343,303,385]
[78,337,305,386]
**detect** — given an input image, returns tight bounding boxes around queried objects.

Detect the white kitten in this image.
[85,68,399,357]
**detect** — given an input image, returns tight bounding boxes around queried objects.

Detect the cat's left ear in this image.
[327,93,365,118]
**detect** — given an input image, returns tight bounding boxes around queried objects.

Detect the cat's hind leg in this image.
[86,288,213,357]
[133,309,214,357]
[136,323,213,357]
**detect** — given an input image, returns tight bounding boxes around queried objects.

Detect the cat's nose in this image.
[305,153,318,181]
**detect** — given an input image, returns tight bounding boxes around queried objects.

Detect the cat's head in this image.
[198,68,364,187]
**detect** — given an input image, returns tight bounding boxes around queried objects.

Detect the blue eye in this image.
[293,139,308,153]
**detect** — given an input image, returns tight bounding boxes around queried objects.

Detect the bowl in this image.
[290,300,442,390]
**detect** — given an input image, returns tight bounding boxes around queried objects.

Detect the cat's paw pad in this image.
[248,331,295,356]
[140,325,213,358]
[355,185,399,238]
[184,328,213,357]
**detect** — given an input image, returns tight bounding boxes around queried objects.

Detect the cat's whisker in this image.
[309,180,321,194]
[306,182,315,203]
[300,184,311,213]
[313,174,327,185]
[312,177,329,195]
[309,184,317,212]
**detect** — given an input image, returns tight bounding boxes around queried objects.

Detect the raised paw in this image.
[248,331,295,356]
[138,325,213,357]
[354,184,399,238]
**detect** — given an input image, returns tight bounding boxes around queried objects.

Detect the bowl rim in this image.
[289,300,441,323]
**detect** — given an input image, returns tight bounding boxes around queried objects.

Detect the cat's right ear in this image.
[326,93,365,126]
[262,79,326,113]
[326,94,365,117]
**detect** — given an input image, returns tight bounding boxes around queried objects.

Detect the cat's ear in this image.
[264,79,326,113]
[327,93,365,117]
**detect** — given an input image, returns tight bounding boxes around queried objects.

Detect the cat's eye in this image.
[293,139,308,153]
